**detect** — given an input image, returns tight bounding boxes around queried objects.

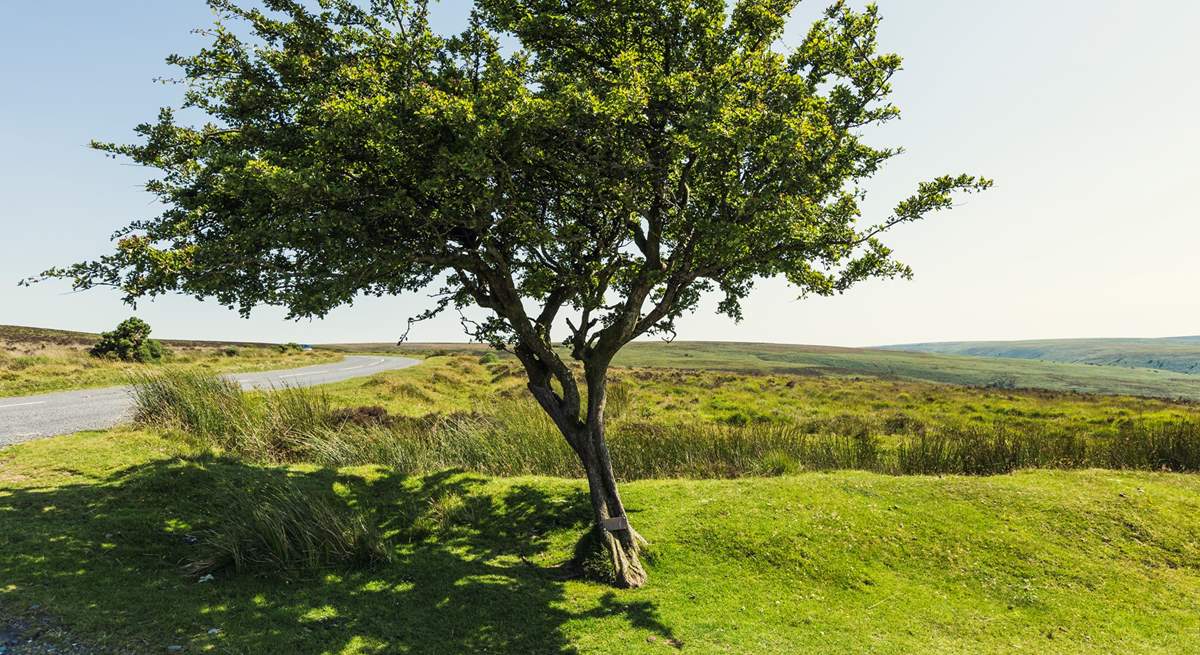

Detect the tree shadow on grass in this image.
[0,456,675,654]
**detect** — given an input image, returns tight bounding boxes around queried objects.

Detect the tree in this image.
[90,317,166,363]
[35,0,990,587]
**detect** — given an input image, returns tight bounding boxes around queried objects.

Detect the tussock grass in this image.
[132,366,1200,478]
[129,370,248,436]
[187,479,391,576]
[130,370,332,461]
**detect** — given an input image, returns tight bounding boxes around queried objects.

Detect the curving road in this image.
[0,356,419,448]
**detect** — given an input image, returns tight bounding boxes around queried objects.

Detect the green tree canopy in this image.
[38,0,990,587]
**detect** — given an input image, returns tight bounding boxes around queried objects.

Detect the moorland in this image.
[3,333,1200,653]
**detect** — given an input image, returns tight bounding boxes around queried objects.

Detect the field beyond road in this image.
[336,340,1200,402]
[0,324,340,397]
[1,430,1198,654]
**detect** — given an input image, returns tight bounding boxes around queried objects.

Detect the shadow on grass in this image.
[0,457,674,654]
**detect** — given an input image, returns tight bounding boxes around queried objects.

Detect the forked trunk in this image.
[574,366,647,588]
[521,350,647,588]
[576,423,648,588]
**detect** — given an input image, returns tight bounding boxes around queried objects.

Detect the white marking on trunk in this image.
[601,516,630,532]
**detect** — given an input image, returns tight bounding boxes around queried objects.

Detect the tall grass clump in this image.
[129,369,248,438]
[187,479,391,577]
[894,427,1088,475]
[134,370,1200,479]
[130,371,332,461]
[1103,418,1200,471]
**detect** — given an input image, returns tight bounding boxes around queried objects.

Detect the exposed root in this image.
[604,528,648,589]
[572,525,649,588]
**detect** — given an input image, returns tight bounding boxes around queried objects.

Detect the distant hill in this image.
[0,324,282,349]
[331,340,1200,402]
[881,336,1200,375]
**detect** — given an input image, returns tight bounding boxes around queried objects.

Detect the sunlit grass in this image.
[2,431,1199,653]
[130,356,1200,477]
[0,338,338,397]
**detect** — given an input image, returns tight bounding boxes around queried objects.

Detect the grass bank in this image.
[330,340,1200,402]
[1,430,1198,654]
[135,355,1200,478]
[0,325,339,397]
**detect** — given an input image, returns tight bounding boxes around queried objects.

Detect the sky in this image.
[1,1,1198,346]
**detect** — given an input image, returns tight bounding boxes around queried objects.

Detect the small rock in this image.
[207,628,221,636]
[166,645,185,653]
[198,574,215,583]
[183,534,200,545]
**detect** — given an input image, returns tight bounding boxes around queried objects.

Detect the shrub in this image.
[90,317,166,362]
[478,352,500,364]
[186,480,391,576]
[277,342,303,353]
[222,346,241,357]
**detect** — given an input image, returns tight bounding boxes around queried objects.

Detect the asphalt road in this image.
[0,356,419,448]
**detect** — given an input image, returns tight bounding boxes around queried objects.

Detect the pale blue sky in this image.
[2,1,1197,345]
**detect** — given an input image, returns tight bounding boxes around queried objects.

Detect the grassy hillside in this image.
[333,340,1200,402]
[129,355,1200,480]
[2,431,1199,654]
[884,336,1200,375]
[0,324,338,397]
[0,323,306,349]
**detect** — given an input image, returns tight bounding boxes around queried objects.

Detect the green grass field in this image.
[320,354,1200,432]
[884,335,1200,375]
[336,340,1200,402]
[2,430,1199,654]
[6,339,1200,653]
[0,324,338,397]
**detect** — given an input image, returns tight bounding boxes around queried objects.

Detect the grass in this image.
[11,341,1200,651]
[885,335,1200,375]
[2,430,1200,653]
[335,340,1200,401]
[0,324,339,397]
[185,477,392,576]
[125,355,1200,478]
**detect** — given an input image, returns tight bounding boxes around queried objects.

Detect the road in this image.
[0,356,419,448]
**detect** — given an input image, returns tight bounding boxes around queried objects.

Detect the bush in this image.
[222,346,241,357]
[277,342,303,353]
[186,479,391,576]
[90,317,166,363]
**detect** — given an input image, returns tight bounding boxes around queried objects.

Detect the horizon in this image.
[6,320,1200,350]
[3,1,1198,346]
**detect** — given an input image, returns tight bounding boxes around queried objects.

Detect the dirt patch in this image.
[1,607,107,655]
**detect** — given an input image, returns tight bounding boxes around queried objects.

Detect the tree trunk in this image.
[575,364,647,588]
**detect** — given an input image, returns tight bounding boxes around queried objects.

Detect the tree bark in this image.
[515,343,646,587]
[574,362,647,588]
